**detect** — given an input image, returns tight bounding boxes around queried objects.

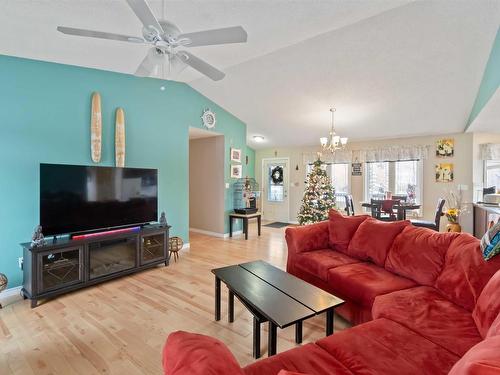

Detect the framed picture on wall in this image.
[231,164,243,179]
[436,139,454,157]
[436,163,454,182]
[231,148,242,163]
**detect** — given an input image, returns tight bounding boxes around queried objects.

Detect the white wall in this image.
[256,132,481,233]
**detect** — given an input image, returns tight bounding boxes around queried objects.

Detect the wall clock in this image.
[201,108,216,129]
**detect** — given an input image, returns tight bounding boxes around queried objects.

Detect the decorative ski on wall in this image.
[90,92,102,163]
[115,108,126,167]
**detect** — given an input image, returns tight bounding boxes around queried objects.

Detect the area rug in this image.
[264,222,292,228]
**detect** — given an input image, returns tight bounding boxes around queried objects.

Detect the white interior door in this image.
[262,158,289,222]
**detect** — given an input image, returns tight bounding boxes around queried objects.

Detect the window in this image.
[484,160,500,189]
[364,160,422,204]
[306,163,350,195]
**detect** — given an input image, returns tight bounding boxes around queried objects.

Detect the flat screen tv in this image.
[40,164,158,236]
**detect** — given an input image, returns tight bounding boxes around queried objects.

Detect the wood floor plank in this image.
[0,225,349,374]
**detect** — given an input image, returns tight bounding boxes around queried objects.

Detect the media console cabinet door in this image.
[37,246,84,294]
[141,232,167,265]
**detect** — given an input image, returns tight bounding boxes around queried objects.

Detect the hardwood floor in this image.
[0,224,348,374]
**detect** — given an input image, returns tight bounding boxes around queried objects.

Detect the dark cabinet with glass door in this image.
[141,231,167,265]
[37,246,83,294]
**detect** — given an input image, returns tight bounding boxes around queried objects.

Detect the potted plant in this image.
[444,189,467,232]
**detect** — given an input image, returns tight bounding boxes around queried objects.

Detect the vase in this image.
[446,223,462,233]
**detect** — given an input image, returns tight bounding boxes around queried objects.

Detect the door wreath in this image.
[270,166,284,185]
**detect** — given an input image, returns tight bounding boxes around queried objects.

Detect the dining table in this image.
[361,201,421,220]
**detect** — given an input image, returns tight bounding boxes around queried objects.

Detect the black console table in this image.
[21,224,170,308]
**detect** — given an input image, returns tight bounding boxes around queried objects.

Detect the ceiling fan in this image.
[57,0,247,81]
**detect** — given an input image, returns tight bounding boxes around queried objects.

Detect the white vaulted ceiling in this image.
[0,1,499,148]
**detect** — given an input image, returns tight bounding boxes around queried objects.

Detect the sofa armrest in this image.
[285,221,329,273]
[163,331,245,375]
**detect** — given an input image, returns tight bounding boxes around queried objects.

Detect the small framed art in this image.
[231,164,243,179]
[230,148,242,163]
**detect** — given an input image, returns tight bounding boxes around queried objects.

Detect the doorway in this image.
[189,127,225,236]
[261,158,290,222]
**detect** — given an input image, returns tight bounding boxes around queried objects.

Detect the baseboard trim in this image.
[181,243,190,250]
[0,286,23,307]
[189,228,243,238]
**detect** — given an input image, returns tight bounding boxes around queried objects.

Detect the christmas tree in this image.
[298,158,336,225]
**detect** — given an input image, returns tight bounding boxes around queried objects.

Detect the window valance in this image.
[479,143,500,160]
[302,144,429,164]
[360,145,430,162]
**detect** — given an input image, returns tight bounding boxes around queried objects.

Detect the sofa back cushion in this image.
[347,218,410,265]
[163,331,244,375]
[328,210,369,254]
[448,335,500,375]
[473,270,500,338]
[435,234,500,312]
[385,226,458,286]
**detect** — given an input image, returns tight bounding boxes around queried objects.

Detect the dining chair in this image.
[370,199,397,221]
[344,195,355,216]
[411,198,445,231]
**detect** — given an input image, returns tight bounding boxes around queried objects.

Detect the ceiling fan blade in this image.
[57,26,144,43]
[179,26,247,47]
[178,51,225,81]
[135,48,165,77]
[125,0,164,34]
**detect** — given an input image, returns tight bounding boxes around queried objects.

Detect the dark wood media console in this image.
[21,224,170,308]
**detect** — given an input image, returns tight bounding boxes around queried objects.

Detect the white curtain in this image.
[302,145,429,164]
[479,143,500,160]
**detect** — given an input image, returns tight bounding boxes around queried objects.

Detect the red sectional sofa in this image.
[163,210,500,375]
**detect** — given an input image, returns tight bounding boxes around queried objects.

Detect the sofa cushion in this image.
[385,225,458,286]
[328,210,369,254]
[487,313,500,338]
[448,335,500,375]
[436,234,500,312]
[163,331,244,375]
[243,343,351,375]
[295,249,360,281]
[316,318,459,375]
[327,263,416,307]
[473,270,500,338]
[372,286,482,356]
[285,221,330,254]
[347,218,409,266]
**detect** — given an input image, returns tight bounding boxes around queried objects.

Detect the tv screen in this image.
[40,164,158,236]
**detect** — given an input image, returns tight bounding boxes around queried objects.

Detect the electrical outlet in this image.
[18,257,23,270]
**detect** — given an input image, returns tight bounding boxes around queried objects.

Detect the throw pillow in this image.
[481,222,500,261]
[347,218,409,265]
[328,209,370,254]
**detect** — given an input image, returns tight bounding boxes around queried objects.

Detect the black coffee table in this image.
[212,260,344,358]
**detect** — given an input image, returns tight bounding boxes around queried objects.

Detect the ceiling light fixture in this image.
[253,135,265,143]
[320,108,347,153]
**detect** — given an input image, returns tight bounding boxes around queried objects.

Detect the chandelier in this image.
[320,108,348,153]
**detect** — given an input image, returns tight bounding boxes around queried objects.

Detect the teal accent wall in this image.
[246,146,256,179]
[467,27,500,127]
[0,54,253,288]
